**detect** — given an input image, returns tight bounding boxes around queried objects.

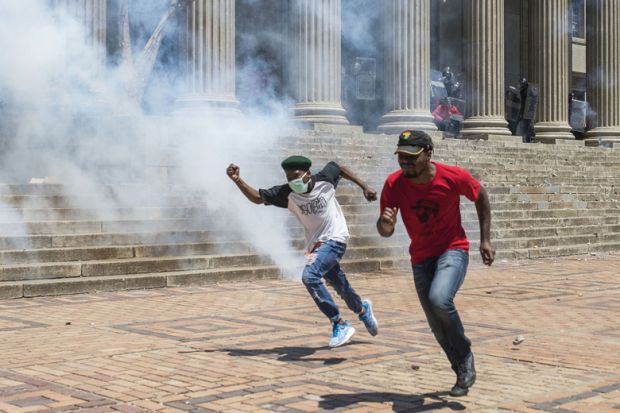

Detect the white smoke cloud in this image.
[0,0,302,278]
[341,0,381,57]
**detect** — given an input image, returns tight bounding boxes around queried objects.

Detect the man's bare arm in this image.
[339,164,377,202]
[226,164,264,204]
[377,207,398,237]
[474,186,495,265]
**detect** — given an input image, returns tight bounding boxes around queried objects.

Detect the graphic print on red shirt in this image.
[380,162,481,264]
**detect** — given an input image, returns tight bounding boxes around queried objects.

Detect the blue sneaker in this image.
[358,299,378,336]
[329,321,355,348]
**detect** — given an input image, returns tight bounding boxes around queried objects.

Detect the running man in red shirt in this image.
[376,130,495,397]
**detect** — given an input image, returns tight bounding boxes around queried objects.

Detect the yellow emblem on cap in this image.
[402,131,412,139]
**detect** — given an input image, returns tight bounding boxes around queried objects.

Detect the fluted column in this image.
[176,0,240,114]
[53,0,107,67]
[585,0,620,138]
[379,0,436,133]
[530,0,574,142]
[462,0,510,136]
[291,0,348,124]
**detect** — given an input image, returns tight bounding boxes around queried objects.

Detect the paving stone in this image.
[0,255,619,411]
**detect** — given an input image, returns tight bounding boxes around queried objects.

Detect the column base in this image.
[293,103,349,125]
[460,133,523,143]
[378,110,437,134]
[534,122,574,142]
[461,116,511,136]
[585,126,620,138]
[584,138,620,148]
[173,93,241,117]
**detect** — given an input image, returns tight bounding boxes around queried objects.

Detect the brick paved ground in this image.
[0,254,619,413]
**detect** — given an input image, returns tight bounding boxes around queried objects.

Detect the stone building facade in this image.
[59,0,620,143]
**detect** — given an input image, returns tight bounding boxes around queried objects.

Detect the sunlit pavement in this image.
[0,254,619,412]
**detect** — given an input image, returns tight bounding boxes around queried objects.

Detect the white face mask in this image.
[288,172,309,193]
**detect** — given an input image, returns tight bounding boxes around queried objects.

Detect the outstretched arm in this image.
[339,165,377,202]
[226,164,264,204]
[474,186,495,265]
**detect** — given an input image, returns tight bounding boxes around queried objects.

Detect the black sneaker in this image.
[449,382,469,397]
[457,352,476,389]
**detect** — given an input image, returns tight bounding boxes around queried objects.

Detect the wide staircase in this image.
[1,124,619,298]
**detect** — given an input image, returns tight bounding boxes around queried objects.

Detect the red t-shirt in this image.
[380,162,480,264]
[432,104,461,122]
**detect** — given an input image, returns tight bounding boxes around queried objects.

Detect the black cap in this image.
[394,130,434,156]
[281,155,312,171]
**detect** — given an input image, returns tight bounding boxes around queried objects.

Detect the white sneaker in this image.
[358,299,379,336]
[329,321,355,348]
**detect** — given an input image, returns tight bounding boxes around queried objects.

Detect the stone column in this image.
[585,0,620,139]
[290,0,348,124]
[54,0,107,67]
[529,0,574,142]
[462,0,511,136]
[379,0,436,133]
[176,0,240,114]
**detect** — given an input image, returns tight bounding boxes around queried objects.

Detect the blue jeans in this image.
[412,249,471,370]
[301,240,363,323]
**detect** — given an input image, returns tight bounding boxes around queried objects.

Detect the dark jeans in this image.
[301,240,363,323]
[412,249,471,370]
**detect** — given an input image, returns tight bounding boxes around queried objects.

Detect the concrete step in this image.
[0,207,612,235]
[0,223,409,251]
[0,229,238,250]
[465,208,617,220]
[0,206,206,221]
[491,233,598,250]
[471,240,620,260]
[0,256,411,299]
[463,215,619,231]
[293,154,620,172]
[0,214,612,252]
[598,232,620,243]
[486,193,611,203]
[469,225,620,241]
[0,203,411,221]
[0,218,211,236]
[527,242,620,259]
[0,194,204,208]
[491,224,620,239]
[0,233,411,265]
[0,244,409,282]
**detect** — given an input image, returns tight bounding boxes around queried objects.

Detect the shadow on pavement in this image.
[196,345,353,365]
[318,391,466,412]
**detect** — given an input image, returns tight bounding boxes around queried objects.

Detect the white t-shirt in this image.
[259,162,350,252]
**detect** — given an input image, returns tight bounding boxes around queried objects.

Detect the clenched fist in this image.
[380,207,398,227]
[363,186,377,202]
[226,164,240,183]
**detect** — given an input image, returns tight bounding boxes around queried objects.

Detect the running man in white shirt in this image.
[226,155,379,347]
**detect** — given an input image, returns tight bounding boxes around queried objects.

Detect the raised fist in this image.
[226,164,240,183]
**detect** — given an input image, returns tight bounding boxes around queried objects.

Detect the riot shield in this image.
[522,84,539,120]
[430,69,448,106]
[444,72,464,99]
[569,99,587,133]
[505,86,521,122]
